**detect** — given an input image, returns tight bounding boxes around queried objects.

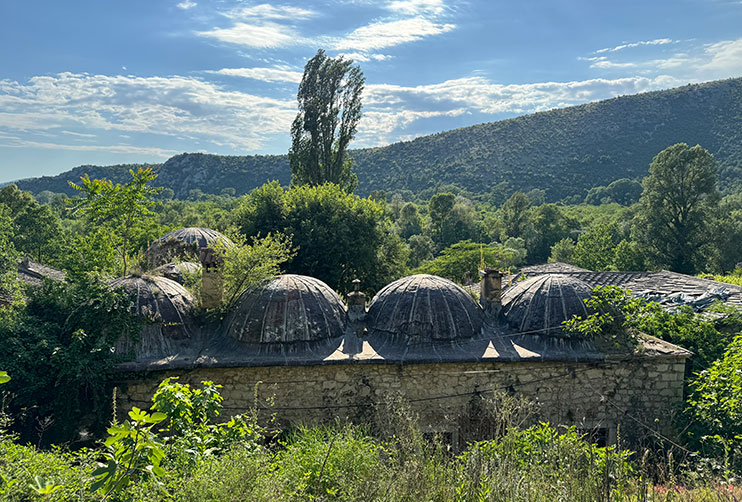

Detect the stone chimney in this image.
[347,279,367,323]
[479,267,503,314]
[199,247,224,308]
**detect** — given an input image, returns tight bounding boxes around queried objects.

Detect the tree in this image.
[549,237,575,264]
[289,49,364,192]
[13,202,62,263]
[428,193,479,249]
[572,223,616,271]
[414,240,522,284]
[499,192,531,239]
[526,204,575,263]
[68,168,162,276]
[232,182,408,294]
[633,143,719,274]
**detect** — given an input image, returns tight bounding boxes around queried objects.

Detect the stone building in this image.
[115,235,692,445]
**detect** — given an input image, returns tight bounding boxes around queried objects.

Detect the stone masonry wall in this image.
[118,356,686,444]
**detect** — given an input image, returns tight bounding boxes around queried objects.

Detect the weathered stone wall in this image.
[117,356,686,444]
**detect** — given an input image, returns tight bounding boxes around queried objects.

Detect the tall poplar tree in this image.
[289,49,364,192]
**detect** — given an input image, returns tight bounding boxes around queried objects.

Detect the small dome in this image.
[367,274,483,341]
[110,275,195,358]
[226,274,347,344]
[145,227,232,267]
[501,274,593,335]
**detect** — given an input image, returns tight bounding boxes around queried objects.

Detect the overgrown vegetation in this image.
[0,377,740,501]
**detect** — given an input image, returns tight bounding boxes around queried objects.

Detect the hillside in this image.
[15,78,742,201]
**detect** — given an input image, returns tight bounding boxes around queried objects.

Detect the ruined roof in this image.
[152,261,201,285]
[520,268,742,309]
[501,274,593,335]
[521,262,589,275]
[225,274,347,344]
[16,257,65,286]
[367,274,483,341]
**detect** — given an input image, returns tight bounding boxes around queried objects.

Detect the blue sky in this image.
[1,0,742,182]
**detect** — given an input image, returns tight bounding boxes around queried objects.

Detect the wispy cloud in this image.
[177,0,196,10]
[224,4,316,21]
[334,17,455,52]
[198,22,301,49]
[386,0,446,16]
[595,38,675,54]
[0,135,178,157]
[210,66,303,83]
[582,37,742,79]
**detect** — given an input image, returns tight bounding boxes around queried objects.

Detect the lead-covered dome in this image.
[367,274,483,341]
[226,274,347,344]
[501,274,593,335]
[110,275,195,358]
[145,227,233,267]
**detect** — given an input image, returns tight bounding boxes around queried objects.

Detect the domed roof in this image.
[110,275,195,326]
[109,275,195,358]
[367,274,483,341]
[226,274,347,344]
[145,227,233,267]
[501,274,593,335]
[156,227,232,249]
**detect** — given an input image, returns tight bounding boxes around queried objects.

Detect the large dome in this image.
[109,275,195,358]
[367,274,483,341]
[226,274,347,344]
[501,274,593,335]
[145,227,233,267]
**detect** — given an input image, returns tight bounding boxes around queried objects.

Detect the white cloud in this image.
[177,0,196,10]
[590,60,637,69]
[0,72,296,151]
[197,21,300,48]
[386,0,446,16]
[338,52,392,62]
[0,136,178,157]
[334,17,455,52]
[700,38,742,75]
[224,4,316,21]
[595,38,674,54]
[210,66,303,83]
[61,130,97,138]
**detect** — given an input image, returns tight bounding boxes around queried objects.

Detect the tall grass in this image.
[0,392,740,501]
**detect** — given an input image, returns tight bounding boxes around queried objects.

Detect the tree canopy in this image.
[289,49,365,192]
[633,143,719,274]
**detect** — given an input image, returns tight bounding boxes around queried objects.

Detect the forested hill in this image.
[15,77,742,201]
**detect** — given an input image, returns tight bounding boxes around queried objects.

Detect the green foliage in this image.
[572,223,616,271]
[219,232,294,308]
[233,182,408,293]
[407,234,435,268]
[525,203,576,263]
[548,237,575,264]
[561,286,644,346]
[585,178,643,205]
[91,407,168,497]
[396,202,423,239]
[0,277,140,444]
[289,49,364,192]
[462,423,634,500]
[633,143,720,274]
[414,240,522,284]
[0,371,9,384]
[499,191,531,239]
[613,239,646,271]
[68,167,162,275]
[686,334,742,472]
